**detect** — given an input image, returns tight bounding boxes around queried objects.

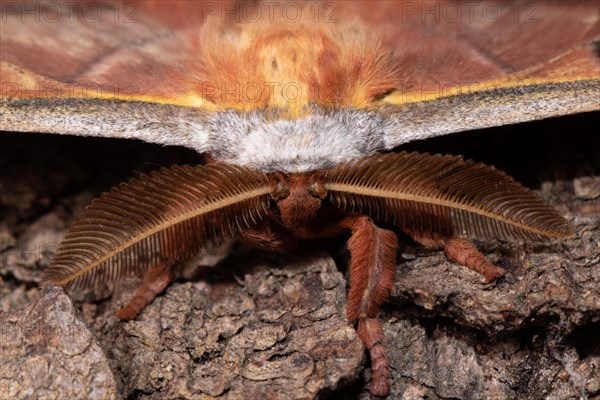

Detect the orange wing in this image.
[1,0,598,151]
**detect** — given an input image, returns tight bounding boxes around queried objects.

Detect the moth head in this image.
[268,171,328,229]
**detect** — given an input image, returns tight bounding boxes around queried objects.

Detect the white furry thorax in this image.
[207,107,387,173]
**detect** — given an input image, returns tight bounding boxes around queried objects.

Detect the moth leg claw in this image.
[405,229,506,282]
[115,263,173,320]
[441,237,505,282]
[358,318,391,397]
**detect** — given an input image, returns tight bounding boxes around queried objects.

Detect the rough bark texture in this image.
[0,286,117,399]
[95,253,364,399]
[1,112,598,399]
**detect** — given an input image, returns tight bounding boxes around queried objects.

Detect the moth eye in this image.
[275,182,290,200]
[269,173,290,200]
[308,174,327,199]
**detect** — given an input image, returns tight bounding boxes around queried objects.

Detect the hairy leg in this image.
[115,261,173,320]
[405,229,505,282]
[340,215,398,397]
[114,219,293,321]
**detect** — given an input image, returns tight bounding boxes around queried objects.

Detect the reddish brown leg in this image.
[405,229,505,282]
[115,262,174,320]
[341,215,398,397]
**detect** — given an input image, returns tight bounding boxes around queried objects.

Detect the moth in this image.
[1,0,599,397]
